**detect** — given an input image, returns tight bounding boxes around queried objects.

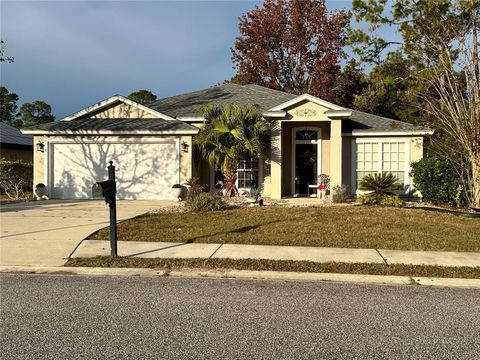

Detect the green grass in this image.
[90,206,480,252]
[66,257,480,279]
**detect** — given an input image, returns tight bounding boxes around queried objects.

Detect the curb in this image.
[1,265,479,289]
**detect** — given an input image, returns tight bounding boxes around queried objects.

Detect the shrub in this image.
[359,172,400,195]
[185,192,227,212]
[410,153,467,206]
[0,160,33,200]
[184,177,205,200]
[331,185,349,203]
[357,193,403,207]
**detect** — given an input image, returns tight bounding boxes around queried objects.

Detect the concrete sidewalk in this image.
[73,240,480,268]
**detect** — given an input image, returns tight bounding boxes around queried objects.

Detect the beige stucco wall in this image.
[409,137,424,195]
[342,137,353,193]
[284,101,332,121]
[88,102,157,119]
[329,120,342,188]
[33,136,46,185]
[179,136,192,184]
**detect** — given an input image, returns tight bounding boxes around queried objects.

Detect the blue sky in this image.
[1,0,392,118]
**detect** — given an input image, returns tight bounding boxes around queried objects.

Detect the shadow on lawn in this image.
[126,220,280,258]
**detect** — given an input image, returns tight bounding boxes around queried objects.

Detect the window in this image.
[237,156,259,190]
[356,140,407,190]
[296,130,317,141]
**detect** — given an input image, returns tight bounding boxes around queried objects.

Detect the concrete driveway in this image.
[0,200,175,266]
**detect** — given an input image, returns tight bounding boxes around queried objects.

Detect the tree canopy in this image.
[18,101,55,127]
[0,87,20,127]
[127,90,157,104]
[231,0,350,102]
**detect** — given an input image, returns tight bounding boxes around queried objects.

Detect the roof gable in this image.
[268,94,346,112]
[61,95,175,121]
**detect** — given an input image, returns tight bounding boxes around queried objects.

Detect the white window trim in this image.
[291,126,322,195]
[352,137,411,195]
[209,155,264,194]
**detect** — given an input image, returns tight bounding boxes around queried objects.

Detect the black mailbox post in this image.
[95,161,118,257]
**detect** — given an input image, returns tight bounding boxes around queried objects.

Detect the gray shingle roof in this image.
[345,110,428,133]
[26,118,198,134]
[0,122,33,146]
[149,83,297,118]
[148,83,430,133]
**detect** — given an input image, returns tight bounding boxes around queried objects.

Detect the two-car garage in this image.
[24,101,199,200]
[49,138,181,200]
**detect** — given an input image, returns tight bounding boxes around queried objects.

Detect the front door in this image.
[292,128,321,196]
[295,144,317,194]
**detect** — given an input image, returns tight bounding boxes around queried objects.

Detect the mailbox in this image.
[95,161,118,257]
[95,179,116,206]
[92,183,103,199]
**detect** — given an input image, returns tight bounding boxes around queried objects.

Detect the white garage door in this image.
[50,140,179,200]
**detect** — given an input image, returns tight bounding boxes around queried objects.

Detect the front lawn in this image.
[90,206,480,252]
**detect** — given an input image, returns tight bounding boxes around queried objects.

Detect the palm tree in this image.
[195,103,271,196]
[359,172,400,195]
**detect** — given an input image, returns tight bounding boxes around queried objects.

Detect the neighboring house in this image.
[1,122,33,162]
[21,84,433,200]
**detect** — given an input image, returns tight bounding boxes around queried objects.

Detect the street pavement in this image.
[1,273,479,359]
[0,200,175,266]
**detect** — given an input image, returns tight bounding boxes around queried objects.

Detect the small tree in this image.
[195,103,270,196]
[0,160,33,200]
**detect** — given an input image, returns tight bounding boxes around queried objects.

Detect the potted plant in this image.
[317,183,327,199]
[171,184,187,201]
[317,174,330,198]
[34,183,48,200]
[246,188,261,206]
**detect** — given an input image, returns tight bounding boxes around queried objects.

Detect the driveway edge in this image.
[1,265,479,289]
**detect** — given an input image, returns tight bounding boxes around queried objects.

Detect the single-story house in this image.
[21,83,433,200]
[1,122,33,162]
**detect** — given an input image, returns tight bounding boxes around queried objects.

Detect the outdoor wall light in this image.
[181,141,189,153]
[36,142,45,152]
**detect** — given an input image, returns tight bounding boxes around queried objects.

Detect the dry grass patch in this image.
[67,257,480,279]
[90,206,480,252]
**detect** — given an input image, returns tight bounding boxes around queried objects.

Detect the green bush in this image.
[357,193,403,207]
[0,160,33,200]
[331,185,350,203]
[410,154,467,206]
[359,172,400,195]
[185,192,227,212]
